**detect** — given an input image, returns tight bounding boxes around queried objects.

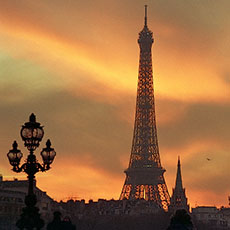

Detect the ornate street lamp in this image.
[7,113,56,230]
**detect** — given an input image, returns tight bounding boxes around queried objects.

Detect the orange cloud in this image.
[1,0,230,209]
[1,2,229,105]
[36,158,123,201]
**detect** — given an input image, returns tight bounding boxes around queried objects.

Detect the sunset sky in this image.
[0,0,230,208]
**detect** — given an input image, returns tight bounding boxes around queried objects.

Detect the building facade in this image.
[192,206,230,229]
[0,175,57,229]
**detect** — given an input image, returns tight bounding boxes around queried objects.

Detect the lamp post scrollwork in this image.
[7,113,56,230]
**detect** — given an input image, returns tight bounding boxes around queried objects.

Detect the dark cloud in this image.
[1,75,230,174]
[156,97,230,203]
[0,87,133,175]
[158,100,230,149]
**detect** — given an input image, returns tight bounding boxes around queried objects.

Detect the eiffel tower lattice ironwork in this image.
[119,6,170,210]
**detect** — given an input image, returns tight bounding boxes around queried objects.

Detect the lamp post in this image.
[7,113,56,230]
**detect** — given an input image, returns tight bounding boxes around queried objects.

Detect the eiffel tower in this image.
[119,6,170,210]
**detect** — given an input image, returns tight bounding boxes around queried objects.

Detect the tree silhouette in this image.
[167,209,193,230]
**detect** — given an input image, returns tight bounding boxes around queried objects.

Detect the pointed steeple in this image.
[168,156,189,213]
[175,156,183,191]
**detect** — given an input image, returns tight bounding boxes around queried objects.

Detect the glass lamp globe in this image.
[41,139,56,166]
[20,113,44,151]
[7,141,23,167]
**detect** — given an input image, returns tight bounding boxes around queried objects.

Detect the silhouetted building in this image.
[0,175,57,229]
[58,198,162,218]
[57,198,171,230]
[169,157,189,213]
[119,5,170,211]
[0,188,25,230]
[192,206,230,229]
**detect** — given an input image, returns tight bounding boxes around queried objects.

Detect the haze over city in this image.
[0,0,230,209]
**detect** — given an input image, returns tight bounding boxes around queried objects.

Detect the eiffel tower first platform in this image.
[119,6,170,211]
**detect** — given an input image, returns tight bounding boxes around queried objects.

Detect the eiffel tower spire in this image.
[144,5,147,27]
[119,6,170,211]
[169,157,189,213]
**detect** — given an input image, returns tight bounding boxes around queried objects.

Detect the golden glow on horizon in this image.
[36,159,123,201]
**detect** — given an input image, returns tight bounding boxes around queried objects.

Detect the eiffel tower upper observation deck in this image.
[119,6,170,210]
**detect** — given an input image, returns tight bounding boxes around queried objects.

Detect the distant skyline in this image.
[0,1,230,207]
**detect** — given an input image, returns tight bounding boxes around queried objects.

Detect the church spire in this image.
[168,156,189,213]
[175,156,183,190]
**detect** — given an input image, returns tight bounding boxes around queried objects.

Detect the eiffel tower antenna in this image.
[144,5,147,27]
